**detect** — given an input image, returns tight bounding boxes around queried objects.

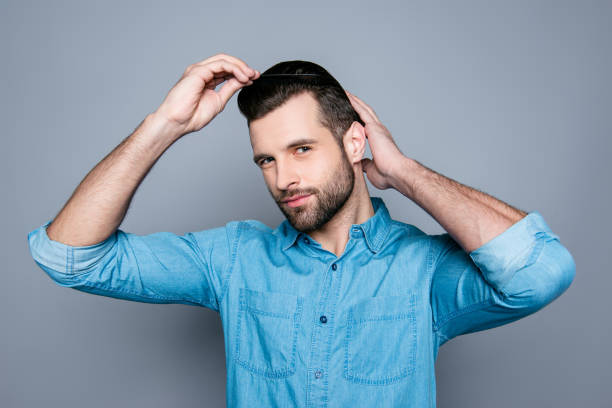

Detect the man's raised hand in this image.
[154,53,260,138]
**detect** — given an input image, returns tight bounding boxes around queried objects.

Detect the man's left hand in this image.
[345,90,407,190]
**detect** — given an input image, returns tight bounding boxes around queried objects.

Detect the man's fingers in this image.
[346,91,371,122]
[204,76,227,90]
[191,53,257,80]
[202,53,255,75]
[346,91,380,124]
[189,59,252,84]
[347,91,381,124]
[217,77,251,106]
[183,58,250,84]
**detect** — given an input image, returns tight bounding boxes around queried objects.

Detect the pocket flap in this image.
[240,288,300,318]
[348,293,417,323]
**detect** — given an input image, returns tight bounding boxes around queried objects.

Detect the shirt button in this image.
[314,370,322,379]
[303,237,310,244]
[320,315,327,324]
[331,263,337,270]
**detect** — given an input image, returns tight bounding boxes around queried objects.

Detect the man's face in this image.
[250,92,355,234]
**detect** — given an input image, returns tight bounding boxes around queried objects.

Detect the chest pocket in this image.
[234,288,304,379]
[343,293,418,385]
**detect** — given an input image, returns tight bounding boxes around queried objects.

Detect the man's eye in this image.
[258,147,310,166]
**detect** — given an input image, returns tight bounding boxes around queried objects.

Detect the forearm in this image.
[46,113,182,246]
[390,157,528,253]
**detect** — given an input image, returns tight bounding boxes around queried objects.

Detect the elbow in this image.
[546,245,576,302]
[501,239,576,310]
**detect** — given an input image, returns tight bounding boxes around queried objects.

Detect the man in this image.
[27,53,575,407]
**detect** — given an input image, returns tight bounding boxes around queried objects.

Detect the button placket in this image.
[315,263,334,328]
[307,258,341,403]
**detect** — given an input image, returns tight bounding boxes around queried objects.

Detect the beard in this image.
[273,151,355,234]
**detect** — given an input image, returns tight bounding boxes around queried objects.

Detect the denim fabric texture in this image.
[27,196,576,407]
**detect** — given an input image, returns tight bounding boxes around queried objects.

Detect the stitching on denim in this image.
[69,234,199,304]
[526,235,546,265]
[67,247,73,274]
[183,231,221,309]
[74,281,202,304]
[315,263,333,312]
[323,262,344,404]
[219,221,242,306]
[303,258,334,401]
[427,236,437,330]
[371,217,392,253]
[343,293,417,385]
[245,305,293,319]
[432,298,496,332]
[234,289,303,378]
[351,313,414,324]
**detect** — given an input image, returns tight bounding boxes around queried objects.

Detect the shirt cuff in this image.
[27,219,117,274]
[468,211,559,291]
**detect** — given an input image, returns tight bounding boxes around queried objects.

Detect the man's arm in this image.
[346,90,575,346]
[27,54,259,308]
[345,88,527,253]
[45,113,180,246]
[46,53,259,246]
[390,157,527,253]
[427,214,575,347]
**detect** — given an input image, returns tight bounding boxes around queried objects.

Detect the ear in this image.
[343,121,367,165]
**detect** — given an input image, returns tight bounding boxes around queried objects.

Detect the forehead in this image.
[249,92,332,152]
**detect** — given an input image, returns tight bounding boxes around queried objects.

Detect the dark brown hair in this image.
[237,60,364,149]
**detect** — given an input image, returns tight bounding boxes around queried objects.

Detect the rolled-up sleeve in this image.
[430,211,576,347]
[27,219,242,311]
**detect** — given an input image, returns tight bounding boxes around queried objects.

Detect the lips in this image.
[283,194,312,208]
[283,194,310,203]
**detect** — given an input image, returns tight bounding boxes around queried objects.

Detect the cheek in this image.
[317,155,342,178]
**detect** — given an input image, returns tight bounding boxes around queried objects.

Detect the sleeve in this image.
[26,219,242,311]
[429,211,576,347]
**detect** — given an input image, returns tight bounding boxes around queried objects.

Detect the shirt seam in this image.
[432,298,497,333]
[427,235,437,332]
[73,281,204,305]
[218,221,243,307]
[184,232,219,309]
[428,234,500,333]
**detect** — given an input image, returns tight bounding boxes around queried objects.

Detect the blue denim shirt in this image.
[27,196,575,407]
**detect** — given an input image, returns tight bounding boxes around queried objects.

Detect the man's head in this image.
[237,60,368,233]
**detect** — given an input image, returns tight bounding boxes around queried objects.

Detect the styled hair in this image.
[237,60,364,149]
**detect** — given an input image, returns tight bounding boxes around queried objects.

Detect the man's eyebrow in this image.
[252,138,318,164]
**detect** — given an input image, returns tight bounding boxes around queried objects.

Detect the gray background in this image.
[3,0,610,406]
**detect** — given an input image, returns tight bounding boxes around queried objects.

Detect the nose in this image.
[275,158,300,191]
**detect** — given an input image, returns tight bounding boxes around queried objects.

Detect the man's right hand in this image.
[153,53,260,138]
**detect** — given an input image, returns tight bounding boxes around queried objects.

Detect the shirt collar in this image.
[277,196,392,254]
